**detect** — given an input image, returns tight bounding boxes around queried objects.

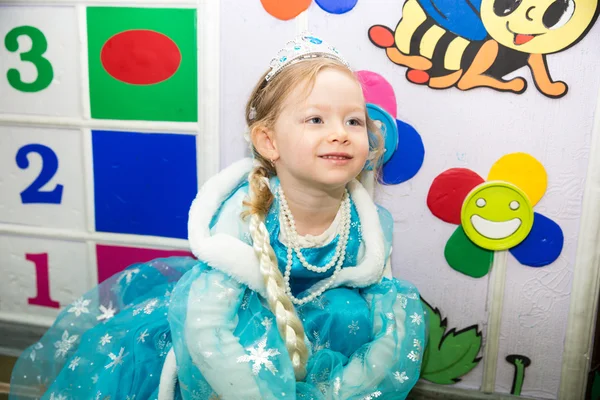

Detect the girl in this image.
[10,33,426,400]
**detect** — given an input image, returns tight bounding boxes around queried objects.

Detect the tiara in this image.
[265,32,350,82]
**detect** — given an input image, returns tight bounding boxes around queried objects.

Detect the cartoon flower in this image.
[260,0,358,21]
[427,153,564,278]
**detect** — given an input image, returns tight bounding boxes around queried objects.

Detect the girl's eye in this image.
[347,118,364,126]
[306,117,323,124]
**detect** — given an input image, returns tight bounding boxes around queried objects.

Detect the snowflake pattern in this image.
[413,339,422,351]
[407,350,419,362]
[261,317,273,331]
[133,298,159,316]
[92,374,99,384]
[310,296,328,310]
[97,302,117,322]
[49,393,67,400]
[156,333,171,357]
[236,336,280,375]
[363,391,382,399]
[29,342,43,362]
[410,313,423,325]
[35,375,50,393]
[68,356,81,371]
[240,292,250,310]
[394,371,408,383]
[118,267,140,284]
[137,329,149,343]
[99,333,112,346]
[68,297,91,317]
[311,331,330,353]
[105,347,128,372]
[385,313,396,335]
[54,331,78,359]
[348,320,360,335]
[396,294,408,309]
[190,379,217,399]
[309,368,331,394]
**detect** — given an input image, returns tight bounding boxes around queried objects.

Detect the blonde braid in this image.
[246,167,308,380]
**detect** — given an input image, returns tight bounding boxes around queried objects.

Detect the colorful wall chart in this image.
[0,6,196,322]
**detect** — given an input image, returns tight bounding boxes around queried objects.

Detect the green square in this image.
[87,7,197,122]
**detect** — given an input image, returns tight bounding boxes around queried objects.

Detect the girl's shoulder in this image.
[188,158,267,295]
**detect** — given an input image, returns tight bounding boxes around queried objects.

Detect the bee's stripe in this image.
[410,19,435,56]
[420,24,446,59]
[445,36,471,71]
[395,0,428,54]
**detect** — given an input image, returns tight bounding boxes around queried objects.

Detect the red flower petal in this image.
[427,168,484,224]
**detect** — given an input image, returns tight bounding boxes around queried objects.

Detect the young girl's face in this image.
[271,68,370,190]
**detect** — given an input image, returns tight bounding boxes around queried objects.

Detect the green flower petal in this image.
[445,225,493,278]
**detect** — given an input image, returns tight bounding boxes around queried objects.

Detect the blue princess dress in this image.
[10,158,427,400]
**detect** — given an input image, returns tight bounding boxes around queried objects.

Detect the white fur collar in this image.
[188,158,386,297]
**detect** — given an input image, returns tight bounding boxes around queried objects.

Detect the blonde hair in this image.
[243,58,385,380]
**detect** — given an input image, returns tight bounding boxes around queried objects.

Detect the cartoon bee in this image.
[368,0,599,98]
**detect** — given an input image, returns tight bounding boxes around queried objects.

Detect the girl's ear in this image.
[251,125,280,162]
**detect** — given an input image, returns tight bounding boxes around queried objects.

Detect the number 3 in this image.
[16,144,63,204]
[4,26,54,92]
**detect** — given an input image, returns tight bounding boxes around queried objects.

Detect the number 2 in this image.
[4,26,54,93]
[16,144,64,204]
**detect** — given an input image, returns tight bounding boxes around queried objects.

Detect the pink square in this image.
[96,244,193,284]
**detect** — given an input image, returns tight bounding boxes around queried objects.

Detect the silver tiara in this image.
[265,32,351,82]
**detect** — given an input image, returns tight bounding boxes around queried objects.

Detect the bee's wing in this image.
[418,0,489,41]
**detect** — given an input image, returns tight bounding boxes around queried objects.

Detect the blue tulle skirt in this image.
[10,256,426,400]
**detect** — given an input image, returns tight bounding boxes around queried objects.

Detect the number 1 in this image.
[26,253,60,309]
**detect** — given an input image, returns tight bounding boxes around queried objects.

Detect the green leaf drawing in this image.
[420,299,482,384]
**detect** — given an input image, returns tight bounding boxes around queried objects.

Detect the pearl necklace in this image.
[276,186,351,305]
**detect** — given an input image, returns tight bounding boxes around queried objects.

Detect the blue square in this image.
[92,130,197,239]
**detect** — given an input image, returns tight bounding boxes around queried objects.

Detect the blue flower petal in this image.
[381,119,425,185]
[315,0,358,14]
[510,212,564,267]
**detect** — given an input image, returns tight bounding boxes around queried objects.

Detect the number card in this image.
[92,130,197,239]
[86,7,197,122]
[0,235,90,320]
[96,244,193,284]
[0,126,86,230]
[0,6,80,117]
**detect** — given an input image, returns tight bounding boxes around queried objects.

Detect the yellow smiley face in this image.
[461,182,534,250]
[480,0,599,54]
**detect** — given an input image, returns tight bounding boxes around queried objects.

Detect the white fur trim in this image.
[158,348,177,400]
[188,158,387,296]
[188,158,266,295]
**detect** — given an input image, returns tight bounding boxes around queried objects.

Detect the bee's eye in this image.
[493,0,522,16]
[543,0,576,30]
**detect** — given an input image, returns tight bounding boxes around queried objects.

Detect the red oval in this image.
[101,30,181,85]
